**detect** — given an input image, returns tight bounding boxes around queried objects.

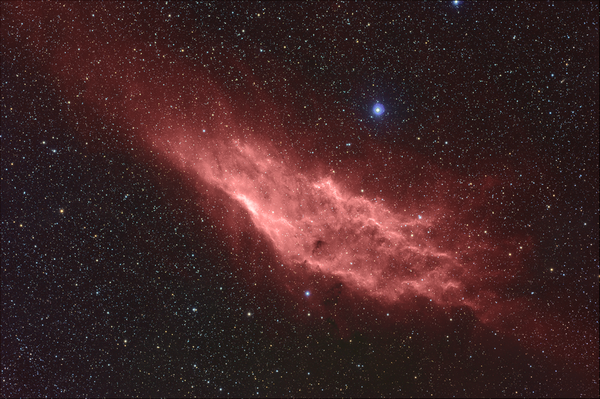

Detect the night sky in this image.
[2,1,598,397]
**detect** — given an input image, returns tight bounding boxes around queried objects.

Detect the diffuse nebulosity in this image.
[2,1,597,397]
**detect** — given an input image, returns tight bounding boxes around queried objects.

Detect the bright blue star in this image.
[305,291,310,297]
[373,103,385,116]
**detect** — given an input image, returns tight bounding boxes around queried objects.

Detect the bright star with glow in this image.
[373,103,385,115]
[305,291,310,297]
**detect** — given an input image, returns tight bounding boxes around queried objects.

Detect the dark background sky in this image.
[2,1,598,397]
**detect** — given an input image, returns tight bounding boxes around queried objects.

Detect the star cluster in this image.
[2,2,598,397]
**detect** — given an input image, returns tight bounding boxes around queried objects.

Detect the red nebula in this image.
[6,2,520,316]
[158,132,479,311]
[6,1,594,373]
[5,4,523,309]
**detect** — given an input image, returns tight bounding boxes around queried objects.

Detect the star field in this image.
[2,2,598,397]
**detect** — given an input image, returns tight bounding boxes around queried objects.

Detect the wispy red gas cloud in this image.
[7,1,594,370]
[159,134,477,309]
